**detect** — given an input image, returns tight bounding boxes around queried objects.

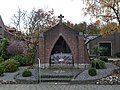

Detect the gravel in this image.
[0,71,19,81]
[15,69,37,81]
[0,66,38,84]
[74,63,119,81]
[0,63,119,84]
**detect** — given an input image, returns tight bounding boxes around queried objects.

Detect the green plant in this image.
[26,56,34,65]
[22,69,32,77]
[99,47,108,56]
[88,68,97,76]
[91,45,108,57]
[0,57,4,63]
[91,59,106,69]
[0,43,1,56]
[98,60,106,69]
[91,59,97,68]
[99,56,108,62]
[26,47,35,65]
[0,64,4,76]
[91,45,101,56]
[11,55,33,66]
[2,59,19,72]
[1,53,10,60]
[0,38,9,60]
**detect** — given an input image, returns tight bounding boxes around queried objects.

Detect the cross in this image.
[58,14,64,24]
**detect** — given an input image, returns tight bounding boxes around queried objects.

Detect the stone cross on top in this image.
[58,14,64,24]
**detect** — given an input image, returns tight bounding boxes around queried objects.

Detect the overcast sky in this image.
[0,0,94,26]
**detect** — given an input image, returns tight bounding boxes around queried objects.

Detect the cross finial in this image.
[58,14,64,24]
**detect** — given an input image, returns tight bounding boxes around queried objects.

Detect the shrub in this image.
[99,47,108,56]
[99,56,108,62]
[11,55,26,66]
[91,59,106,69]
[91,45,108,57]
[0,64,4,76]
[91,59,97,68]
[98,60,106,69]
[11,55,33,66]
[7,41,27,55]
[91,59,100,69]
[0,57,4,63]
[22,69,32,77]
[26,56,34,66]
[88,68,97,76]
[2,59,20,72]
[0,38,9,60]
[91,45,100,56]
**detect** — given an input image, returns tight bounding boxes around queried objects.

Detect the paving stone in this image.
[0,84,120,90]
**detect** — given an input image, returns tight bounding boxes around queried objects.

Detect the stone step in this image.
[40,75,73,78]
[40,77,71,82]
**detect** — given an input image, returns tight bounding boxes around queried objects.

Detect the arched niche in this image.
[50,36,73,65]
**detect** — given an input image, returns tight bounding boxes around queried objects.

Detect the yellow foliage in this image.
[83,0,120,27]
[100,23,119,36]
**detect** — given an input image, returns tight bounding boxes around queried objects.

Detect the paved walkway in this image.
[0,84,120,90]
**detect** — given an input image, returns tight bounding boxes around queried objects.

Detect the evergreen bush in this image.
[22,69,32,77]
[99,56,108,62]
[2,59,19,72]
[0,57,4,63]
[91,59,97,68]
[11,55,33,66]
[0,64,4,76]
[98,60,106,69]
[88,68,97,76]
[0,38,9,60]
[91,59,106,69]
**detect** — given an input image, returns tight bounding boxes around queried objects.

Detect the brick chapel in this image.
[38,15,90,67]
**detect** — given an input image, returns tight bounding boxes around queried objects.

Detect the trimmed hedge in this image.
[88,68,97,76]
[22,69,32,77]
[91,59,106,69]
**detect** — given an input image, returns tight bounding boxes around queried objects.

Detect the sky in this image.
[0,0,94,27]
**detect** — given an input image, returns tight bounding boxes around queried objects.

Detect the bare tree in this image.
[11,8,25,31]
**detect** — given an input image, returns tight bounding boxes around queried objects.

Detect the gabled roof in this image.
[0,15,5,30]
[0,15,15,37]
[45,23,79,35]
[85,35,100,45]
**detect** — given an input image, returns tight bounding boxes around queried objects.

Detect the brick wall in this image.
[38,23,90,65]
[89,32,120,56]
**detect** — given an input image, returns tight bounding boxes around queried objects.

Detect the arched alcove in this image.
[50,36,73,65]
[51,36,71,54]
